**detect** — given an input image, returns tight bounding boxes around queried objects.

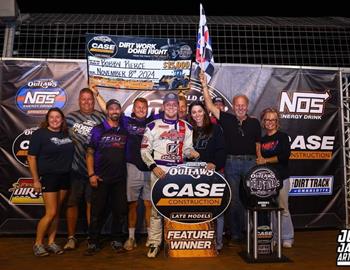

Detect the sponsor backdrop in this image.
[0,59,345,233]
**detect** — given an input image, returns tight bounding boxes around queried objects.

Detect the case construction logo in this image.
[87,35,117,58]
[12,127,38,167]
[152,162,231,224]
[337,229,350,266]
[289,135,335,160]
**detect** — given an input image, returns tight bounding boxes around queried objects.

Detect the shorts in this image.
[40,173,70,193]
[66,170,92,207]
[126,163,151,202]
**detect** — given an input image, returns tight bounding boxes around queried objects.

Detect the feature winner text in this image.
[166,230,215,249]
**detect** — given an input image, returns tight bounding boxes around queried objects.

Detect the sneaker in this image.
[227,240,235,247]
[216,243,223,252]
[283,240,293,248]
[147,244,160,258]
[84,243,101,256]
[124,238,137,251]
[64,236,78,250]
[227,238,242,247]
[111,241,125,253]
[33,244,49,257]
[46,242,64,254]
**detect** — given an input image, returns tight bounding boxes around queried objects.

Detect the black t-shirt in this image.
[218,111,261,155]
[87,120,128,183]
[260,130,291,180]
[193,124,226,171]
[28,128,74,175]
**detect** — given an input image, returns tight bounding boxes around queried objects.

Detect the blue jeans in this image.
[272,178,294,241]
[224,157,256,240]
[216,214,224,250]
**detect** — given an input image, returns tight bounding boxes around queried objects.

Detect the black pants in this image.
[88,180,127,244]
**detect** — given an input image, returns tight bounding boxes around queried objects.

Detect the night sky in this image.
[15,0,348,17]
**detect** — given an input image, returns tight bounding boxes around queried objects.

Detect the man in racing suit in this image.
[141,92,199,258]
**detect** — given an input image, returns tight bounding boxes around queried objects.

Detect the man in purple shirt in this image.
[84,99,128,256]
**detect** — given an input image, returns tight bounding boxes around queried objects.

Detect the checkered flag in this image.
[194,3,214,82]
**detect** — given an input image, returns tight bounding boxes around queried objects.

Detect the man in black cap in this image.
[213,96,226,111]
[211,96,226,124]
[84,99,128,255]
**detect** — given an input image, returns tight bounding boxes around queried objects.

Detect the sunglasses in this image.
[238,124,244,136]
[264,119,277,122]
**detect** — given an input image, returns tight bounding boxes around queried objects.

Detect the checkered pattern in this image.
[194,4,214,83]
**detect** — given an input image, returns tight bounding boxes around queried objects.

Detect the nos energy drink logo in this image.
[16,79,66,116]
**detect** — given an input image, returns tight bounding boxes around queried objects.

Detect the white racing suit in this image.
[141,117,194,246]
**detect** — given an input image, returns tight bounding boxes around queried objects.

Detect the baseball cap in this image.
[106,99,121,109]
[212,96,225,104]
[163,93,179,104]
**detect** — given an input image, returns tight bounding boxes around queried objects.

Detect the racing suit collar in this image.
[162,117,178,125]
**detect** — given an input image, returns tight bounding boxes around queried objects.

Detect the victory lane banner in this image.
[86,34,194,90]
[0,59,345,233]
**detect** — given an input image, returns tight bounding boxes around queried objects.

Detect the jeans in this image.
[224,157,256,240]
[216,215,224,250]
[272,178,294,241]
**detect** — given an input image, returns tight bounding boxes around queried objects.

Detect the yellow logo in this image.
[9,178,43,205]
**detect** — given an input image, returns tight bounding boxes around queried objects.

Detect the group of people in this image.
[28,70,294,258]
